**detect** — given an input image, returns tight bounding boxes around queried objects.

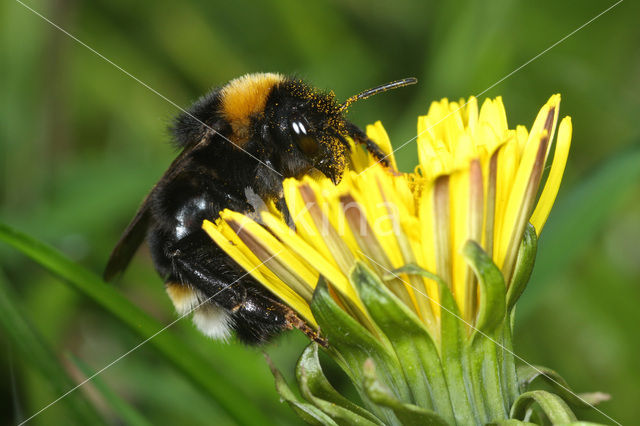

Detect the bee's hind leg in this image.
[167,230,294,344]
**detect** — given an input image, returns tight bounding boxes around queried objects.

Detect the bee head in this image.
[263,77,417,184]
[265,80,350,185]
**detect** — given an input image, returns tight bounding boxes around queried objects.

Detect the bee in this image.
[104,73,416,344]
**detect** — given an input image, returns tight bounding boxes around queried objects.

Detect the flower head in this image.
[203,95,572,338]
[201,95,607,426]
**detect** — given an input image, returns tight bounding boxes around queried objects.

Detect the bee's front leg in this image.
[345,122,391,167]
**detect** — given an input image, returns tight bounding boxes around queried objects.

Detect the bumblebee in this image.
[105,73,416,344]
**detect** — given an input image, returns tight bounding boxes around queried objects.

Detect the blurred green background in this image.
[1,0,638,424]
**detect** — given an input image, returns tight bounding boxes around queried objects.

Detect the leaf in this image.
[0,269,105,425]
[0,222,270,426]
[356,263,455,423]
[362,359,449,426]
[506,223,537,312]
[390,263,478,425]
[69,355,152,426]
[510,390,577,423]
[296,343,384,426]
[264,353,339,426]
[310,277,405,425]
[517,365,610,409]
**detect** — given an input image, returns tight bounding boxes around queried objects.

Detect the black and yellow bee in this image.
[105,73,416,344]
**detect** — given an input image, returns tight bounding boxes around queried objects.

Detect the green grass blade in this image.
[0,222,271,425]
[69,354,153,426]
[0,269,105,425]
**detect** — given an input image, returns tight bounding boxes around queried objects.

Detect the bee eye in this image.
[296,135,319,156]
[291,121,307,135]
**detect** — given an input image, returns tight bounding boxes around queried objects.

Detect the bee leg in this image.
[275,196,295,230]
[231,288,326,346]
[345,122,391,167]
[251,160,295,229]
[282,307,328,347]
[167,230,291,344]
[229,287,292,344]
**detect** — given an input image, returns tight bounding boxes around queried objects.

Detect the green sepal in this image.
[264,353,339,426]
[517,365,610,409]
[463,241,511,422]
[510,390,578,423]
[506,223,537,312]
[396,257,512,423]
[467,327,509,422]
[354,262,455,423]
[296,343,383,426]
[362,359,449,426]
[462,240,506,339]
[310,277,407,424]
[390,263,478,425]
[500,320,520,411]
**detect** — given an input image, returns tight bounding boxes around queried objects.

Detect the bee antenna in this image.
[340,77,417,111]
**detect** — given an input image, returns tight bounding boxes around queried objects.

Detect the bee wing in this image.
[103,196,153,281]
[104,137,210,281]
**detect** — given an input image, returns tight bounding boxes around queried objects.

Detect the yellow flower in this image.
[203,95,572,339]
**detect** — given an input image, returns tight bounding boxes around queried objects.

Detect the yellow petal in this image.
[530,116,572,234]
[366,121,397,170]
[495,95,559,269]
[203,220,316,325]
[283,178,336,265]
[346,136,370,172]
[478,97,508,139]
[449,167,471,313]
[463,96,479,132]
[418,182,440,317]
[527,95,560,150]
[433,175,452,287]
[492,139,517,265]
[261,211,356,304]
[222,211,318,301]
